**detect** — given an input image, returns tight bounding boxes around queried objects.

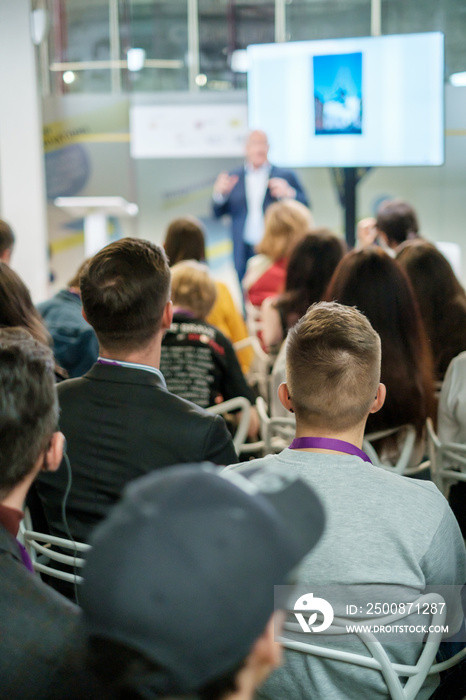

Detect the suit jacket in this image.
[0,524,98,699]
[212,164,309,279]
[36,363,237,543]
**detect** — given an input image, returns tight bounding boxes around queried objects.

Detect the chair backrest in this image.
[256,395,295,456]
[426,417,466,496]
[207,396,251,454]
[21,528,90,585]
[279,592,457,700]
[362,425,430,476]
[233,336,272,402]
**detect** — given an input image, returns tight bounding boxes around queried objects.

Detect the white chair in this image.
[207,396,251,455]
[279,592,465,700]
[426,417,466,497]
[363,425,430,476]
[21,528,90,584]
[233,335,272,402]
[256,395,295,456]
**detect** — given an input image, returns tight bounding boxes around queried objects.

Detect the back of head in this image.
[279,230,346,324]
[0,219,15,262]
[397,240,466,377]
[0,262,50,347]
[256,200,313,261]
[286,301,381,431]
[0,328,57,498]
[80,238,170,354]
[82,463,324,699]
[397,239,464,313]
[164,217,206,266]
[376,199,419,247]
[170,260,216,320]
[325,248,434,432]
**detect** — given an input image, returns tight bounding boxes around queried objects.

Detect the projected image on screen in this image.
[313,52,362,136]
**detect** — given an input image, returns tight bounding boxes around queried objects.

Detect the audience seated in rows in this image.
[38,260,99,379]
[226,302,466,700]
[0,218,15,264]
[163,215,253,374]
[160,260,259,437]
[35,239,237,548]
[0,328,97,700]
[397,239,466,382]
[325,247,436,462]
[242,199,313,309]
[261,229,345,353]
[81,463,325,699]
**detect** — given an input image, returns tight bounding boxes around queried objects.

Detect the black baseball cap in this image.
[81,462,325,696]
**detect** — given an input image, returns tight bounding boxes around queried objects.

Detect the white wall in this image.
[0,0,49,302]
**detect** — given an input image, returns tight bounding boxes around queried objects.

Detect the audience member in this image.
[0,219,15,263]
[243,199,313,309]
[161,260,259,437]
[438,352,466,536]
[81,462,325,700]
[357,199,420,251]
[0,328,96,700]
[164,215,253,374]
[36,239,237,546]
[325,248,435,461]
[226,302,465,700]
[0,261,66,381]
[212,129,309,280]
[397,239,466,381]
[38,261,99,378]
[261,229,345,352]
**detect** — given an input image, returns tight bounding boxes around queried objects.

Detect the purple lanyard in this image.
[17,541,35,573]
[289,437,372,463]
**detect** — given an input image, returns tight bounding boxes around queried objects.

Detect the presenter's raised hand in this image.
[268,177,296,200]
[213,172,239,198]
[356,217,377,248]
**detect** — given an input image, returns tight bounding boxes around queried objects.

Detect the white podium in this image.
[54,196,139,257]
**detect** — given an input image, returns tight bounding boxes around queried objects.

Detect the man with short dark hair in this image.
[36,238,237,545]
[0,218,15,263]
[38,260,99,378]
[81,462,325,700]
[0,328,94,699]
[226,302,465,700]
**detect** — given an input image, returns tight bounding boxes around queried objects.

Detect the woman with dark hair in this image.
[324,248,435,458]
[0,262,66,380]
[0,262,50,346]
[396,240,466,381]
[261,229,345,351]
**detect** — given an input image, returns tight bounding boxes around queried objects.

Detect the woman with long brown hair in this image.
[397,240,466,381]
[325,248,435,458]
[0,262,66,380]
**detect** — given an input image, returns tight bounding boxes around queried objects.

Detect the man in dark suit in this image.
[36,238,237,545]
[212,130,309,280]
[0,328,95,699]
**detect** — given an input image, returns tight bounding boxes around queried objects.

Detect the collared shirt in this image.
[0,503,23,538]
[97,357,167,388]
[243,162,270,246]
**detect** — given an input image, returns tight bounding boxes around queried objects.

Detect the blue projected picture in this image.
[313,52,362,135]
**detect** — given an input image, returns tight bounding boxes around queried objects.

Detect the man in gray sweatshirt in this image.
[226,301,465,700]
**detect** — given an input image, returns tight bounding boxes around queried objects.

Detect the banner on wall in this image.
[130,104,248,158]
